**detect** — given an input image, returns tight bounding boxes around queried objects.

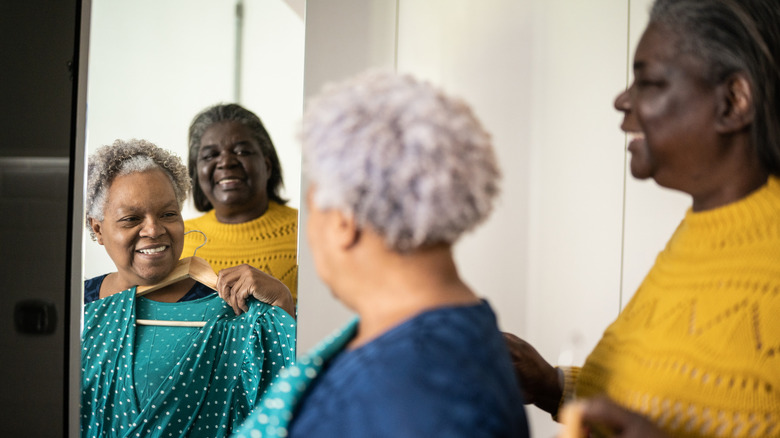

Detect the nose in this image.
[614,86,631,113]
[216,150,238,169]
[139,217,165,238]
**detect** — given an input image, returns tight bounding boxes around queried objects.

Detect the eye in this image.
[632,75,665,90]
[199,148,218,161]
[118,216,141,226]
[234,146,254,156]
[162,211,181,220]
[636,80,659,88]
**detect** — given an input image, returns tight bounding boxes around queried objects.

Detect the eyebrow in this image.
[114,200,180,213]
[199,139,255,150]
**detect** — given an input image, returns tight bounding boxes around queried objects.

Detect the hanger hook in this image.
[184,230,207,257]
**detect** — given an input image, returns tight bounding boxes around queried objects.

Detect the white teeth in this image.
[138,246,166,254]
[628,132,645,141]
[218,178,240,184]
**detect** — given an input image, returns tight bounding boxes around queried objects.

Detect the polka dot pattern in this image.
[81,288,296,437]
[232,318,358,438]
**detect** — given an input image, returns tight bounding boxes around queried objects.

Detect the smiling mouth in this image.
[217,177,243,185]
[626,132,645,151]
[137,245,167,255]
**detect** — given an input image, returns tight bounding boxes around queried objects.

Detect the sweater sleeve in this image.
[553,366,581,422]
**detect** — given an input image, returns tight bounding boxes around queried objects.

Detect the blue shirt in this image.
[234,300,529,438]
[83,273,213,304]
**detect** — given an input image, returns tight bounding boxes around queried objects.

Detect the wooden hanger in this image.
[135,256,217,296]
[135,231,217,327]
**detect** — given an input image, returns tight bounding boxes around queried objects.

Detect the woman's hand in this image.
[574,396,668,438]
[503,332,563,415]
[216,264,295,318]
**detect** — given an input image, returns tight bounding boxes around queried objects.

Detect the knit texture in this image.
[577,176,780,438]
[182,201,298,301]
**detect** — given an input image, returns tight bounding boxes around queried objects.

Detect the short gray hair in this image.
[85,139,191,240]
[302,70,500,252]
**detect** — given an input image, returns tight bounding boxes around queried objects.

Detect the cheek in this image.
[102,228,135,262]
[247,159,270,183]
[306,215,327,261]
[197,164,213,190]
[170,222,186,257]
[197,161,212,179]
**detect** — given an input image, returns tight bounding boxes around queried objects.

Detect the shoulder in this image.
[83,274,108,304]
[292,303,527,437]
[248,300,297,336]
[184,211,214,228]
[267,202,298,223]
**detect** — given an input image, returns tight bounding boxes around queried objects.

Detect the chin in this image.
[138,265,176,285]
[629,159,654,180]
[630,169,653,180]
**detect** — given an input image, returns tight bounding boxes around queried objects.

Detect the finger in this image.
[216,270,242,315]
[216,265,242,290]
[228,285,242,316]
[236,274,257,313]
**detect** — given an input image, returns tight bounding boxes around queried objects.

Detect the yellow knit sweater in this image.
[182,201,299,302]
[576,176,780,437]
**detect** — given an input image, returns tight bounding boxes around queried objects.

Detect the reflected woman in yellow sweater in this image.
[506,0,780,436]
[182,104,299,303]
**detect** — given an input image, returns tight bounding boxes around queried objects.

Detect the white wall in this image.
[300,1,694,437]
[297,0,400,352]
[82,0,304,279]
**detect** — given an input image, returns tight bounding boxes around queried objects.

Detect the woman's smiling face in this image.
[615,22,724,196]
[90,169,184,289]
[196,121,271,222]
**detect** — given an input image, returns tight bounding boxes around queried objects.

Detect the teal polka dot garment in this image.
[81,288,296,438]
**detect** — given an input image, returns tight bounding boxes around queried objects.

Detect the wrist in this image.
[551,366,580,421]
[536,365,565,415]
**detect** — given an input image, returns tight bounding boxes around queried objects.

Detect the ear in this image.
[88,218,105,245]
[331,210,361,251]
[715,73,754,134]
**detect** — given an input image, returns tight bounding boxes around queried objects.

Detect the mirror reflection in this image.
[81,140,295,435]
[79,1,303,435]
[83,0,303,279]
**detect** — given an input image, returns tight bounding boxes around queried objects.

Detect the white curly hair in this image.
[85,138,191,241]
[302,69,501,252]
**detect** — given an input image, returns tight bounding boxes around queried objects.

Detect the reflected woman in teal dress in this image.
[81,139,296,437]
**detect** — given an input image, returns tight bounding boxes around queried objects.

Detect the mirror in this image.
[77,1,694,436]
[82,0,304,279]
[77,0,304,433]
[298,2,690,438]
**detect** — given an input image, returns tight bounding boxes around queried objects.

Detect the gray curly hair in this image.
[302,69,500,252]
[85,139,191,240]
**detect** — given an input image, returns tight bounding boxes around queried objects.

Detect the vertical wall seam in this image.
[234,0,245,103]
[393,0,400,71]
[618,0,632,314]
